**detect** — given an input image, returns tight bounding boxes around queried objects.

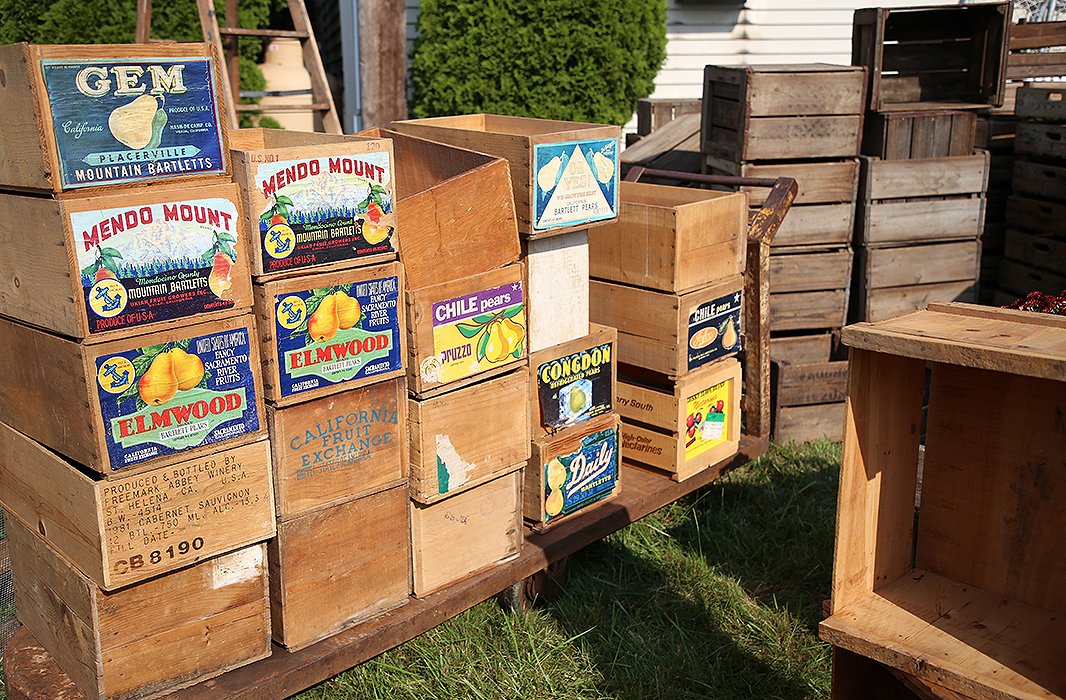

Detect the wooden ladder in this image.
[136,0,342,134]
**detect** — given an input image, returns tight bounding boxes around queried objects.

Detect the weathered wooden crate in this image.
[770,248,854,294]
[269,483,409,651]
[856,280,979,324]
[529,324,617,439]
[0,43,229,194]
[526,413,619,531]
[636,98,703,136]
[821,304,1066,700]
[9,518,270,700]
[701,64,865,162]
[409,368,531,504]
[589,275,742,378]
[856,154,989,246]
[772,360,848,444]
[1003,229,1066,276]
[390,114,621,238]
[770,333,834,365]
[587,181,747,294]
[1012,159,1066,202]
[267,377,406,520]
[618,359,741,482]
[1013,121,1066,161]
[406,263,526,398]
[769,202,856,250]
[0,183,250,342]
[0,313,265,476]
[254,263,405,406]
[998,257,1066,297]
[1015,83,1066,122]
[524,229,589,352]
[852,3,1011,112]
[708,159,858,206]
[1006,194,1066,235]
[410,468,522,597]
[861,110,977,160]
[769,289,850,332]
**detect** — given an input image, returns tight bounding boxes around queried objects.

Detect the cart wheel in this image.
[496,556,572,612]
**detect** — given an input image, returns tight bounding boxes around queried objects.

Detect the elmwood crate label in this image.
[533,138,618,230]
[687,290,743,371]
[274,276,402,397]
[683,378,733,462]
[256,153,396,274]
[423,282,525,386]
[72,198,239,335]
[41,58,226,189]
[95,328,260,469]
[536,342,613,430]
[542,426,618,524]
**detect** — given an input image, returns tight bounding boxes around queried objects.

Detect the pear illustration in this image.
[569,386,587,413]
[593,151,615,184]
[546,458,567,489]
[499,317,525,355]
[109,94,166,150]
[360,219,393,246]
[169,348,205,391]
[546,489,564,518]
[138,352,178,406]
[208,252,233,299]
[722,318,738,350]
[308,295,340,343]
[537,156,562,192]
[483,321,510,363]
[333,291,361,330]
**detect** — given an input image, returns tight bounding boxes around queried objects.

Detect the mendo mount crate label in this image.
[72,198,239,335]
[274,276,402,397]
[533,138,618,230]
[41,57,226,189]
[683,377,734,462]
[542,425,618,524]
[535,342,613,430]
[95,328,259,469]
[687,289,743,371]
[421,282,525,386]
[256,154,396,275]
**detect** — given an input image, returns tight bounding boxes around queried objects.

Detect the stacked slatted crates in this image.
[975,110,1017,302]
[701,64,865,443]
[0,43,277,699]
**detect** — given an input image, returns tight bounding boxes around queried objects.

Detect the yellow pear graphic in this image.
[333,291,361,330]
[169,348,205,391]
[308,295,340,342]
[138,352,178,406]
[109,94,160,150]
[722,318,738,350]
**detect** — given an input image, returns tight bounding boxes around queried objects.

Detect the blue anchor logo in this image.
[280,300,303,325]
[101,361,129,390]
[94,284,123,312]
[268,228,292,254]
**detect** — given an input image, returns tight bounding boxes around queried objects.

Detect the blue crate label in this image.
[256,154,396,275]
[542,425,618,524]
[687,289,743,371]
[41,57,226,189]
[535,342,613,430]
[274,275,402,397]
[72,198,240,335]
[533,138,618,230]
[96,328,260,469]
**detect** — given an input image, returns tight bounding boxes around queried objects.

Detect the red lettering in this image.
[192,400,209,419]
[169,403,193,424]
[225,393,242,410]
[117,418,135,437]
[149,409,172,430]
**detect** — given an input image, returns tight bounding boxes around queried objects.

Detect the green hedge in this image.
[410,0,667,126]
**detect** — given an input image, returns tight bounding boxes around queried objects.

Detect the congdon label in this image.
[536,342,613,429]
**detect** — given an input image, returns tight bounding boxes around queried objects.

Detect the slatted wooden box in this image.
[1014,121,1066,162]
[821,303,1066,700]
[10,517,270,700]
[862,110,977,160]
[768,247,853,334]
[524,229,589,353]
[1012,83,1066,123]
[770,333,834,366]
[772,360,848,444]
[1006,194,1066,236]
[854,240,980,323]
[529,324,617,440]
[1012,160,1066,203]
[390,114,620,239]
[998,231,1066,296]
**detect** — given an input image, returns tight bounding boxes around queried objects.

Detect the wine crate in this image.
[9,518,269,700]
[1006,195,1066,235]
[587,181,747,294]
[529,324,617,439]
[862,110,977,160]
[269,484,409,651]
[408,368,531,504]
[1003,229,1066,275]
[229,128,398,279]
[524,229,589,352]
[406,263,526,398]
[0,42,229,194]
[617,359,741,482]
[267,377,406,520]
[0,313,265,476]
[1012,159,1066,203]
[390,114,620,238]
[0,183,251,342]
[253,263,406,406]
[769,202,855,250]
[589,275,743,378]
[410,468,522,597]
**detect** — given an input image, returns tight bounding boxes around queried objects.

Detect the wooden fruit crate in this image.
[862,110,977,160]
[0,183,250,342]
[10,518,270,700]
[254,263,405,407]
[772,360,848,444]
[852,3,1011,112]
[389,114,621,238]
[769,248,853,294]
[998,258,1066,297]
[410,468,522,597]
[1012,159,1066,202]
[0,313,265,476]
[1013,121,1066,162]
[708,159,858,206]
[1014,83,1066,122]
[617,359,741,482]
[770,333,833,365]
[821,303,1066,700]
[408,368,531,504]
[1003,229,1066,276]
[829,646,969,700]
[529,324,617,440]
[769,290,849,332]
[269,484,409,651]
[1006,194,1066,235]
[587,181,747,294]
[524,229,589,353]
[267,377,406,521]
[769,201,855,251]
[0,43,229,194]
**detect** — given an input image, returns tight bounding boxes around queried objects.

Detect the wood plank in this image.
[1014,121,1066,161]
[769,333,833,365]
[769,248,853,293]
[861,197,984,246]
[861,281,978,324]
[747,68,866,116]
[357,0,407,127]
[862,154,988,200]
[1014,84,1066,122]
[744,116,862,161]
[620,113,700,165]
[525,231,589,352]
[1010,20,1066,50]
[710,159,858,205]
[770,202,855,249]
[1012,159,1066,202]
[1006,195,1066,235]
[775,360,848,406]
[1003,229,1066,275]
[997,258,1066,297]
[769,289,848,332]
[775,402,845,444]
[863,241,980,289]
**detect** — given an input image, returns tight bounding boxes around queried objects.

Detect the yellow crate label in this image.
[683,378,732,461]
[425,281,525,385]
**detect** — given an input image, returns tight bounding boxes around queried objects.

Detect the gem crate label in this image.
[423,281,525,386]
[256,153,396,275]
[683,378,733,461]
[536,342,613,430]
[72,198,239,335]
[274,276,402,397]
[96,328,259,469]
[533,138,618,230]
[542,426,618,524]
[41,57,226,189]
[687,289,743,371]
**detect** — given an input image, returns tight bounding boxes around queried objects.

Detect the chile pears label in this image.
[273,276,402,398]
[95,328,260,470]
[40,57,226,189]
[541,425,618,524]
[72,197,239,335]
[536,342,614,430]
[687,289,743,371]
[533,138,618,230]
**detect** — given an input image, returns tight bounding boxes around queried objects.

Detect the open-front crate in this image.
[821,303,1066,700]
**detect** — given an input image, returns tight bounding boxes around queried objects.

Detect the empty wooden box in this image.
[529,324,617,439]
